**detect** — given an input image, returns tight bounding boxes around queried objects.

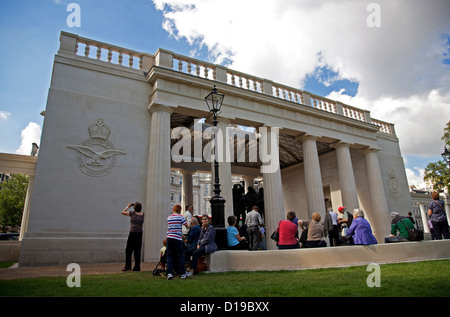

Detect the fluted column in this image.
[301,135,326,218]
[19,174,35,240]
[181,169,194,207]
[333,142,359,212]
[260,127,285,250]
[364,148,390,243]
[214,119,233,221]
[418,203,430,233]
[144,104,173,262]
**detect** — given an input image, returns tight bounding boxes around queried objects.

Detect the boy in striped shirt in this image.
[166,204,191,279]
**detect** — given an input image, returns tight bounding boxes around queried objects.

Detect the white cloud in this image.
[0,111,11,121]
[152,0,450,159]
[16,122,41,155]
[327,89,450,157]
[405,167,426,187]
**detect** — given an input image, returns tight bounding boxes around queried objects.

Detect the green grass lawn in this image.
[1,260,449,297]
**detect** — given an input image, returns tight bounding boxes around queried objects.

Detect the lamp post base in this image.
[210,195,227,249]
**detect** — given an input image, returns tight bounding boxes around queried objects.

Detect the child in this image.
[160,238,167,270]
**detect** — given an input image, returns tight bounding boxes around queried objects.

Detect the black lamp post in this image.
[205,85,227,249]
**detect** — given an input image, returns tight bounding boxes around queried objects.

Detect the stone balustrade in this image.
[59,32,397,137]
[59,31,154,71]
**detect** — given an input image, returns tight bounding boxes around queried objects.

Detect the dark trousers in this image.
[302,240,327,248]
[191,245,207,271]
[125,231,142,270]
[329,225,339,247]
[166,238,186,275]
[432,220,450,240]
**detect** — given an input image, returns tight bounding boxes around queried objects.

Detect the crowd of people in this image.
[119,190,449,278]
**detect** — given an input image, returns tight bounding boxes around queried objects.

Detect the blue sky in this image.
[1,0,449,187]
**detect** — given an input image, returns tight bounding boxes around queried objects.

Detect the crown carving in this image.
[88,118,111,139]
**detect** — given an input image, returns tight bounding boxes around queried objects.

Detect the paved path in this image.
[0,262,159,280]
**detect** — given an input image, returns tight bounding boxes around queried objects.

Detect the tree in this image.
[0,174,29,232]
[442,121,450,148]
[423,121,450,192]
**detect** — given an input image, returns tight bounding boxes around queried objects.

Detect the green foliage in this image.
[441,120,450,148]
[0,174,29,232]
[423,121,450,191]
[424,160,450,191]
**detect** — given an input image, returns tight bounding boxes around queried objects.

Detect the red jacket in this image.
[278,220,298,245]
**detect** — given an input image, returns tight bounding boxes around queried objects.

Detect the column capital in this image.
[147,103,174,115]
[330,141,352,149]
[362,146,381,154]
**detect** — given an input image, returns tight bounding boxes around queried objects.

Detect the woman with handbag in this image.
[277,211,300,249]
[428,192,450,240]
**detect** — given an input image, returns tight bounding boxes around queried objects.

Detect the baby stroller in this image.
[152,249,167,277]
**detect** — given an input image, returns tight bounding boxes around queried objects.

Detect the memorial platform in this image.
[208,240,450,272]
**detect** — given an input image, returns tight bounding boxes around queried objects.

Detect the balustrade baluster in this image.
[96,47,102,59]
[129,54,134,67]
[107,49,112,62]
[84,43,90,57]
[187,62,192,74]
[118,52,123,65]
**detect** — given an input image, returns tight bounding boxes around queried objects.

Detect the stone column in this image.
[363,148,390,243]
[242,175,255,192]
[144,104,173,262]
[181,169,194,208]
[443,193,450,225]
[213,119,233,221]
[19,174,35,241]
[260,127,285,250]
[333,142,359,212]
[301,135,326,218]
[418,203,430,233]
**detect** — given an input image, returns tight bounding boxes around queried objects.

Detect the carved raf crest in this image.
[67,119,126,177]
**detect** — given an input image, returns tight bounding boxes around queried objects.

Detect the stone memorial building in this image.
[18,32,412,266]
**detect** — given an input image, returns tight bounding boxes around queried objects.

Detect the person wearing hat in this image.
[384,211,415,243]
[337,207,353,236]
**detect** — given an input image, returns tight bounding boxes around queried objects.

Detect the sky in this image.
[0,0,449,187]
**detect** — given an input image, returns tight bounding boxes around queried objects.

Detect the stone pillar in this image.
[213,119,233,221]
[443,193,450,225]
[363,148,391,243]
[260,127,285,250]
[333,142,359,212]
[418,203,430,233]
[144,104,173,262]
[301,135,326,218]
[242,175,255,192]
[181,169,194,208]
[19,174,35,241]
